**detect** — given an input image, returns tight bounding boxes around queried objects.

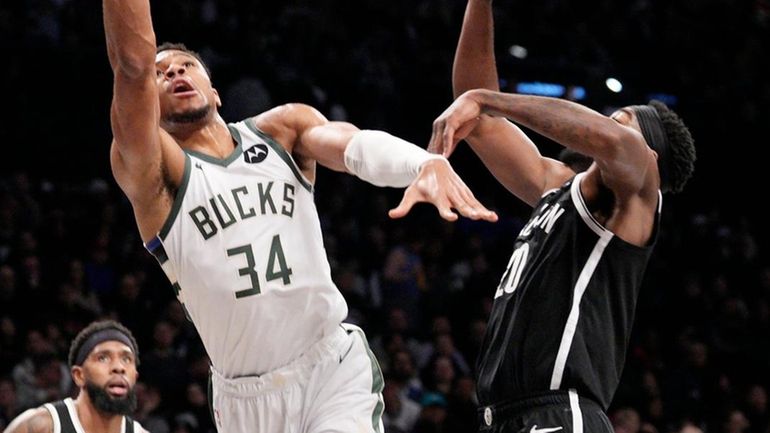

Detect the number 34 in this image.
[226,235,292,299]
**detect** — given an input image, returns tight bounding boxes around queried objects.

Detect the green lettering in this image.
[258,182,277,215]
[226,245,261,298]
[266,235,293,284]
[282,184,295,217]
[189,206,218,240]
[232,186,256,219]
[210,194,236,229]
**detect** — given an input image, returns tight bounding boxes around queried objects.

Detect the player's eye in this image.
[184,61,194,68]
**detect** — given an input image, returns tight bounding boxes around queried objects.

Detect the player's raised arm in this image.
[436,0,569,206]
[433,90,652,196]
[103,0,165,199]
[453,0,499,96]
[253,103,498,223]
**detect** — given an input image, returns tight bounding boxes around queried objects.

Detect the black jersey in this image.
[43,398,139,433]
[476,173,660,409]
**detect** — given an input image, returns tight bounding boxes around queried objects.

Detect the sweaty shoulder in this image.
[4,407,53,433]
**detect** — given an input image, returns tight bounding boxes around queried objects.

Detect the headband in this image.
[74,329,136,366]
[631,105,672,192]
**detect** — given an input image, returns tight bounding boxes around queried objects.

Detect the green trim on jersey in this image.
[351,328,385,433]
[185,126,245,167]
[243,119,314,193]
[159,154,193,240]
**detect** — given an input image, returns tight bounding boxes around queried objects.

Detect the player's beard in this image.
[85,381,137,415]
[165,104,211,124]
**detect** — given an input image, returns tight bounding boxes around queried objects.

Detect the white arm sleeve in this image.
[343,130,446,187]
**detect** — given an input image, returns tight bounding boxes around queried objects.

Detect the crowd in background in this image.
[1,0,769,433]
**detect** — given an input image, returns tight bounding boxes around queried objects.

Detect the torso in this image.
[476,173,660,409]
[145,118,347,377]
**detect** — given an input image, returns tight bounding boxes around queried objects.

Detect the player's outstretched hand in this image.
[427,91,483,158]
[389,158,498,222]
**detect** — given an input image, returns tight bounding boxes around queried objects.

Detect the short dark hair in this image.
[68,320,140,368]
[648,100,696,194]
[156,42,212,79]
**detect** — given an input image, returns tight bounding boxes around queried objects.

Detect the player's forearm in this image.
[452,0,499,98]
[103,0,157,77]
[470,90,627,159]
[343,130,445,188]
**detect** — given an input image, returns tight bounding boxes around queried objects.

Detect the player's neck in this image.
[74,395,124,433]
[174,115,236,158]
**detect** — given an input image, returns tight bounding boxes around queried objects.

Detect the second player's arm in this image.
[438,90,651,195]
[253,104,497,222]
[2,408,53,433]
[443,0,566,206]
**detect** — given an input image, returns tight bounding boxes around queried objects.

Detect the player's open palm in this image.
[389,158,498,222]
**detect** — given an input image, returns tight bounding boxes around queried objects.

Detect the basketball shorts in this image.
[209,323,384,433]
[477,389,613,433]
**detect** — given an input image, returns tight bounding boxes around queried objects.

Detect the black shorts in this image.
[477,390,613,433]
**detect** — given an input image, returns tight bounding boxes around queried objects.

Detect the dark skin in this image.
[431,0,659,247]
[103,0,496,246]
[2,342,148,433]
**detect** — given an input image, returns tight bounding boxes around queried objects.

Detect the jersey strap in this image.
[51,401,77,433]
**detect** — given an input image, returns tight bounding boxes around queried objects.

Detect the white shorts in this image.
[209,324,385,433]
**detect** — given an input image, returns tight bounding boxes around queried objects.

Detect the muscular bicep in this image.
[466,116,570,206]
[296,121,359,172]
[253,104,357,179]
[110,70,163,171]
[3,408,53,433]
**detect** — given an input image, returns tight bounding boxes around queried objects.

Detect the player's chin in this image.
[165,104,211,124]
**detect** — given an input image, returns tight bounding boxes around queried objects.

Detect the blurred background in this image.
[1,1,769,433]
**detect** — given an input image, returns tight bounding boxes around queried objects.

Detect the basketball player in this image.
[102,1,497,432]
[428,1,696,432]
[2,320,147,433]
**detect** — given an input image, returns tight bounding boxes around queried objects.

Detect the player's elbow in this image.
[597,125,646,161]
[113,56,154,80]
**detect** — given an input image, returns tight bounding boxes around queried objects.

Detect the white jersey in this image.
[145,118,347,377]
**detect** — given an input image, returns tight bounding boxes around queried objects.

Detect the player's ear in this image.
[71,366,85,387]
[213,88,222,108]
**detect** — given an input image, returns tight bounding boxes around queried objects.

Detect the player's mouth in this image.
[171,79,197,98]
[105,379,129,397]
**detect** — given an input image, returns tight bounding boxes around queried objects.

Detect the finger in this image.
[442,126,456,158]
[455,117,479,142]
[451,197,483,220]
[388,193,418,219]
[444,137,459,158]
[451,178,499,222]
[428,130,442,155]
[438,205,459,222]
[428,189,460,222]
[451,185,499,222]
[440,185,478,220]
[428,118,445,155]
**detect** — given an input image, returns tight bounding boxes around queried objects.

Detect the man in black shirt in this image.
[429,1,696,432]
